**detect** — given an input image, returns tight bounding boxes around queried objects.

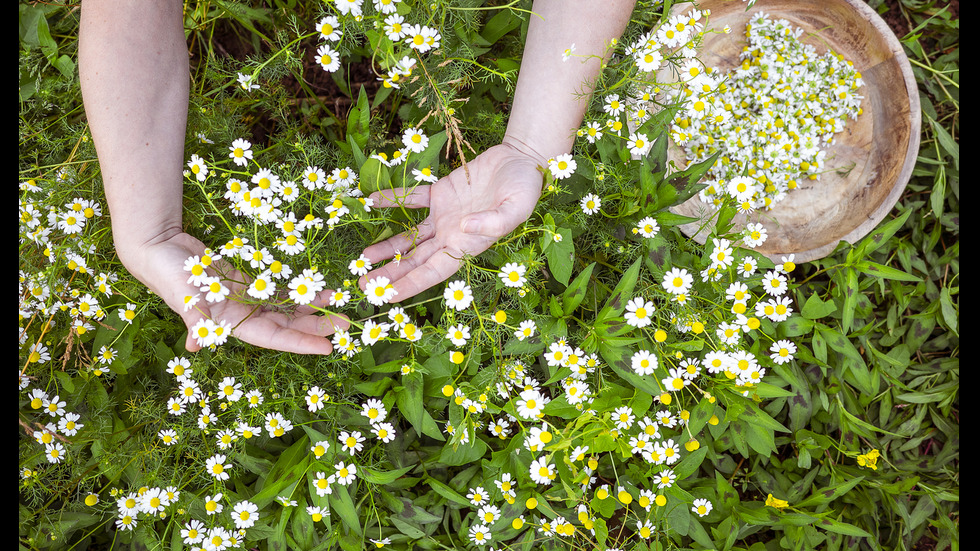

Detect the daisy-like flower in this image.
[218,376,243,402]
[624,296,655,328]
[42,395,66,417]
[308,505,330,522]
[339,430,366,455]
[360,398,387,423]
[315,15,342,41]
[580,193,602,215]
[603,94,625,117]
[316,44,341,72]
[402,128,429,153]
[58,412,83,436]
[383,13,407,40]
[288,269,326,305]
[45,442,66,463]
[312,471,334,497]
[466,486,489,507]
[514,320,536,341]
[200,276,231,304]
[653,468,676,489]
[445,324,471,347]
[228,138,253,167]
[529,456,556,485]
[631,349,659,376]
[443,280,473,310]
[548,154,577,180]
[662,267,693,295]
[412,166,439,183]
[206,454,231,481]
[372,421,396,443]
[365,276,397,306]
[305,386,327,412]
[761,270,789,296]
[580,121,604,143]
[469,523,492,546]
[561,43,576,62]
[769,339,797,364]
[742,222,768,248]
[692,498,713,517]
[247,270,276,300]
[498,262,527,288]
[335,0,363,17]
[347,255,373,278]
[636,216,660,238]
[515,388,547,420]
[187,154,209,182]
[612,406,635,430]
[232,500,259,530]
[334,461,357,485]
[627,132,652,156]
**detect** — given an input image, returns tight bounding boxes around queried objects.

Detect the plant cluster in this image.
[19,1,957,551]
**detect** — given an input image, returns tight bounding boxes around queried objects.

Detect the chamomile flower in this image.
[443,280,473,311]
[401,128,429,153]
[232,500,259,529]
[624,296,656,328]
[662,267,693,295]
[334,461,357,485]
[529,456,557,485]
[187,154,209,182]
[499,262,527,288]
[365,276,397,306]
[228,138,253,167]
[580,193,602,215]
[636,217,660,238]
[548,154,576,180]
[315,15,342,41]
[339,431,366,455]
[206,454,231,480]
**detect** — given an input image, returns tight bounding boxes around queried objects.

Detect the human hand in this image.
[358,142,545,301]
[120,231,349,355]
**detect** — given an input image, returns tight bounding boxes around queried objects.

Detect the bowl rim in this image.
[666,0,922,263]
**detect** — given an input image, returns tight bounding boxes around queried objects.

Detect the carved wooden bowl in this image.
[666,0,920,263]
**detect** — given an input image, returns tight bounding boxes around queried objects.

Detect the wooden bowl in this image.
[665,0,920,263]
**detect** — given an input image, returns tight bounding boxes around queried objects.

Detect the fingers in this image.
[371,185,431,209]
[231,310,347,355]
[382,244,465,302]
[362,219,435,264]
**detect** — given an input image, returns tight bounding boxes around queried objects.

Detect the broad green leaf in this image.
[328,485,362,535]
[561,261,596,314]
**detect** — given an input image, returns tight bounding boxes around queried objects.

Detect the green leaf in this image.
[424,477,473,507]
[543,227,574,286]
[561,261,596,315]
[796,476,865,508]
[852,261,922,282]
[597,257,643,321]
[801,294,837,320]
[328,484,362,535]
[817,517,874,538]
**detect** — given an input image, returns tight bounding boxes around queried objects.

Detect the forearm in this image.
[79,0,189,269]
[504,0,636,163]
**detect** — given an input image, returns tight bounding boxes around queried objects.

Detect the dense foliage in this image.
[19,1,958,550]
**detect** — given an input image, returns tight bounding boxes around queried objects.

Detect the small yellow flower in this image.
[857,449,880,470]
[765,494,789,509]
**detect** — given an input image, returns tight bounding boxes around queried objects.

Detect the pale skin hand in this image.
[358,142,545,299]
[79,0,347,354]
[358,0,636,302]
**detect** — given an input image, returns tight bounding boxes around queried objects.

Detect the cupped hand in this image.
[121,231,349,354]
[357,142,545,301]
